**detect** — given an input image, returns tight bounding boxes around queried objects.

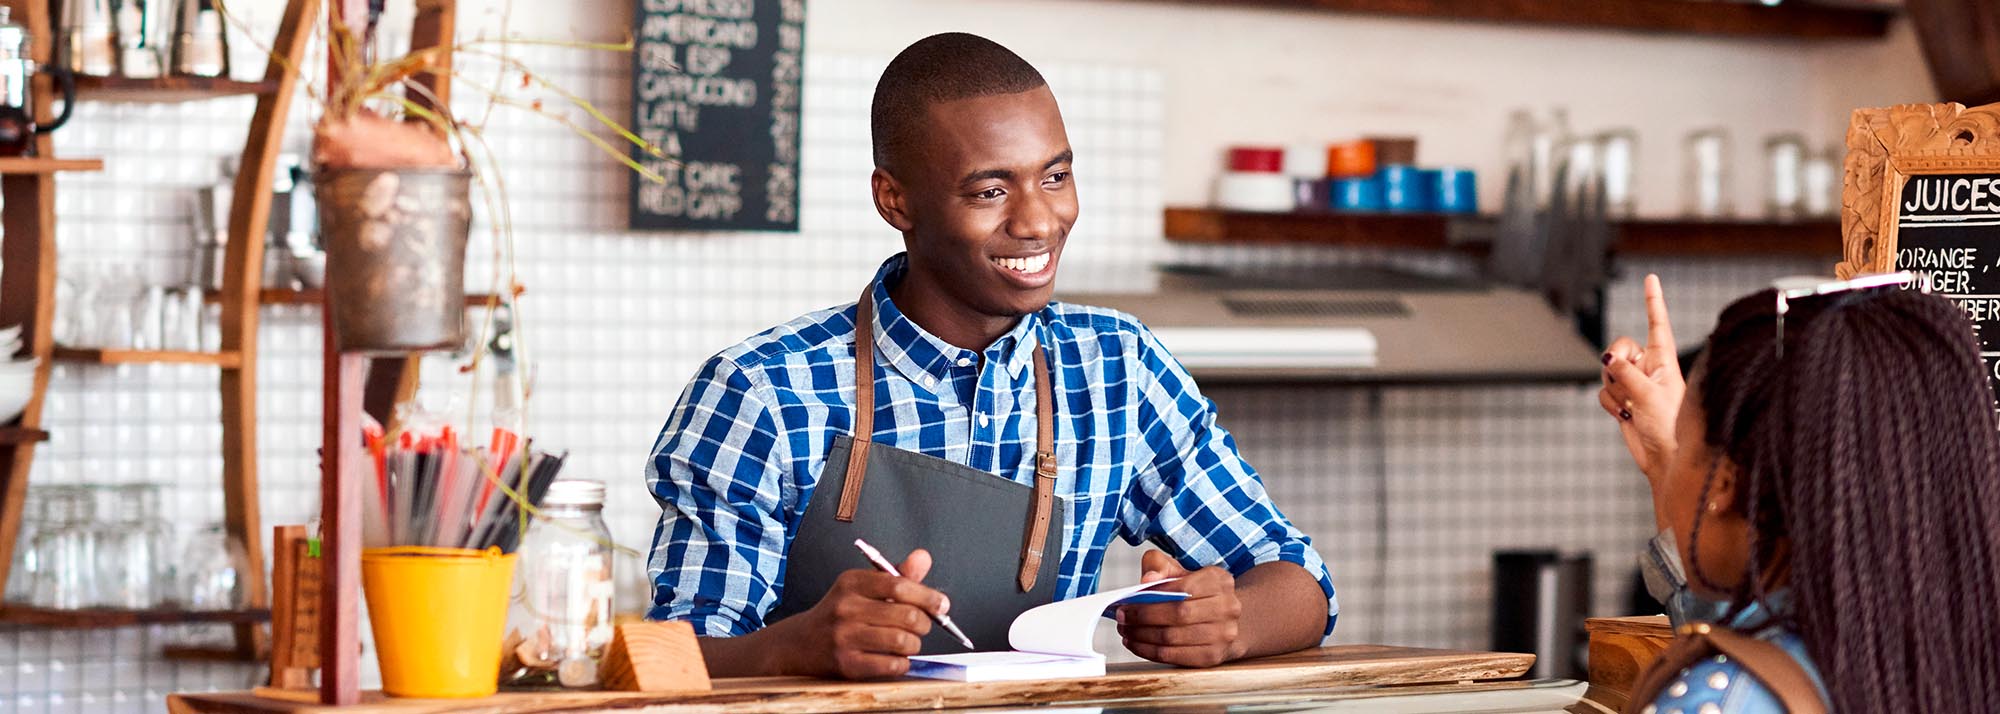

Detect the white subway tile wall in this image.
[0,3,1843,710]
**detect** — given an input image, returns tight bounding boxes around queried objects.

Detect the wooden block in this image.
[1585,615,1674,707]
[598,621,711,693]
[268,525,321,692]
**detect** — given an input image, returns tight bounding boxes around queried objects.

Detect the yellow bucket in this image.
[361,546,517,698]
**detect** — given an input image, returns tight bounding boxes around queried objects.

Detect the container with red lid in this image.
[1226,146,1285,173]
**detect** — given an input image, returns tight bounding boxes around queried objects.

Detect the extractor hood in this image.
[1057,265,1602,386]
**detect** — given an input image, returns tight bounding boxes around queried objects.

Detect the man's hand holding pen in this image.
[777,548,950,680]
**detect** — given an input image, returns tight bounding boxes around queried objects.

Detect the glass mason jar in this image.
[507,480,615,688]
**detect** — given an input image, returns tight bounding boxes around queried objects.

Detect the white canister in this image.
[1213,172,1297,212]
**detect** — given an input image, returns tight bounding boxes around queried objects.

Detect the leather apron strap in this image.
[836,283,1059,592]
[1625,623,1827,714]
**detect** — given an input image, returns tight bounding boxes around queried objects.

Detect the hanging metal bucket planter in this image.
[316,167,473,353]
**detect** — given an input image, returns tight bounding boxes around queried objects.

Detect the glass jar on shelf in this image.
[506,479,615,688]
[95,484,166,608]
[135,485,180,607]
[4,486,42,603]
[30,486,98,609]
[179,524,249,611]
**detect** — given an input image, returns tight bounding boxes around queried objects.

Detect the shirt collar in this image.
[867,253,1045,385]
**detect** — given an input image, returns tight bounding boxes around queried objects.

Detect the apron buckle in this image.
[1036,450,1058,478]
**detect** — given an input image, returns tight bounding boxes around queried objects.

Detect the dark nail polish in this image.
[1619,409,1632,420]
[1601,352,1613,365]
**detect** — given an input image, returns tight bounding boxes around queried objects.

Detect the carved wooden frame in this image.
[1839,102,2000,278]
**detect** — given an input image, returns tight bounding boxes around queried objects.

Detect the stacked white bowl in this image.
[0,325,36,423]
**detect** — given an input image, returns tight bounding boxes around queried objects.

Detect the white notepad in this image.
[907,580,1190,682]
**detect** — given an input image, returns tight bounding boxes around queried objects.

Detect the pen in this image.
[852,538,975,650]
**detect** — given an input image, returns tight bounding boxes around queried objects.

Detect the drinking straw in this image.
[462,447,527,550]
[490,451,565,553]
[431,449,482,548]
[360,418,390,549]
[474,426,521,517]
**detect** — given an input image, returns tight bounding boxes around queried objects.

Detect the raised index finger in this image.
[1643,274,1676,355]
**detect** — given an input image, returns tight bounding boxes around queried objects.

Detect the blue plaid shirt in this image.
[646,254,1338,637]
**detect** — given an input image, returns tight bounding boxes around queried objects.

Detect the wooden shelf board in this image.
[1133,0,1897,39]
[162,644,263,662]
[0,606,271,629]
[1165,207,1479,253]
[52,347,243,367]
[1614,217,1842,257]
[0,427,49,445]
[205,288,505,307]
[74,75,280,102]
[1164,207,1842,258]
[0,157,103,174]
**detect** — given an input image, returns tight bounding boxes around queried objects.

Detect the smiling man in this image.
[646,33,1337,680]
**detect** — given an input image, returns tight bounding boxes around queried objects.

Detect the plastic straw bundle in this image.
[361,412,567,553]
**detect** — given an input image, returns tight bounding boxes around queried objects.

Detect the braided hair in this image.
[1689,286,2000,711]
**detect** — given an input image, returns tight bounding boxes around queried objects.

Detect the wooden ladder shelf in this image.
[0,0,320,660]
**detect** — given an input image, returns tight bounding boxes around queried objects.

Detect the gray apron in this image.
[766,283,1064,654]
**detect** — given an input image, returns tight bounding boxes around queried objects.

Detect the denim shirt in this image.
[1638,532,1830,714]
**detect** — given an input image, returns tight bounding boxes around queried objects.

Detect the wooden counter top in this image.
[168,644,1534,714]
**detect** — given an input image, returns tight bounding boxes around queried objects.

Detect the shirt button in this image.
[921,375,936,387]
[955,357,973,367]
[977,414,991,428]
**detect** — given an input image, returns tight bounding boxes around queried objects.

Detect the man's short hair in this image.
[870,33,1048,174]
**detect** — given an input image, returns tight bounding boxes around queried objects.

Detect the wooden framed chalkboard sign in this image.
[630,0,805,233]
[1839,101,2000,404]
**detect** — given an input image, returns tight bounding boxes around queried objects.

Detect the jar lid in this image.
[542,479,605,507]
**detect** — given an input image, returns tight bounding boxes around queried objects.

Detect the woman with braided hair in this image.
[1598,274,2000,713]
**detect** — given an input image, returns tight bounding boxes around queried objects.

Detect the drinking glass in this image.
[96,485,158,608]
[95,282,137,350]
[1765,134,1806,221]
[30,486,98,609]
[3,487,41,603]
[135,485,179,606]
[1595,129,1638,219]
[179,524,249,610]
[133,286,166,351]
[1684,128,1733,218]
[1803,145,1839,218]
[61,273,98,348]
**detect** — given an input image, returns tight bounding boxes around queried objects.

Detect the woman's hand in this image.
[1598,274,1686,484]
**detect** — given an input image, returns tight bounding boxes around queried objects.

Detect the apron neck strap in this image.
[848,281,1055,445]
[840,283,1061,592]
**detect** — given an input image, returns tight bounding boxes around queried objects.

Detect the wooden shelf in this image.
[1164,207,1842,258]
[162,644,262,662]
[204,288,506,307]
[1614,217,1841,257]
[51,347,243,368]
[0,606,271,630]
[0,427,49,445]
[1166,207,1480,253]
[0,157,103,174]
[74,75,279,102]
[1136,0,1897,39]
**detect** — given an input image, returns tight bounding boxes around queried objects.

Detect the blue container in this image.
[1379,164,1431,212]
[1331,177,1384,211]
[1432,167,1478,215]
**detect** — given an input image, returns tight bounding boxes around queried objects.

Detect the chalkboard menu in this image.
[630,0,804,232]
[1895,173,2000,407]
